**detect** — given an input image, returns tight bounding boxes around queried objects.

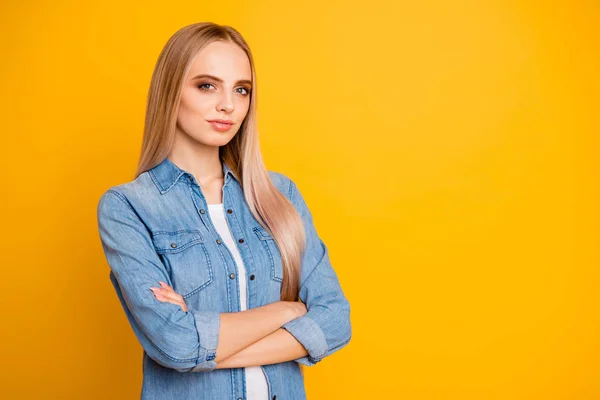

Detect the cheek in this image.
[235,98,251,119]
[178,93,212,122]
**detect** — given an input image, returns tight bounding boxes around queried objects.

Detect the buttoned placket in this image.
[186,172,267,400]
[219,183,274,400]
[184,169,277,400]
[187,174,246,307]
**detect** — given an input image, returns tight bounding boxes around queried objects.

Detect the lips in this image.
[207,119,234,132]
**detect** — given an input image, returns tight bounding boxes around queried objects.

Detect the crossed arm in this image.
[150,280,309,368]
[98,181,351,373]
[215,327,308,369]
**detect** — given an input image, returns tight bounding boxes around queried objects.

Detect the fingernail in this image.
[150,287,158,292]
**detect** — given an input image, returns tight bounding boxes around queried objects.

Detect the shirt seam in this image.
[106,189,135,212]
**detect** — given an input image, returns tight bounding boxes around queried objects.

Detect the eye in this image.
[198,83,215,91]
[236,87,251,96]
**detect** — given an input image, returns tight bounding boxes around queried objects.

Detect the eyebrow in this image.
[191,74,252,86]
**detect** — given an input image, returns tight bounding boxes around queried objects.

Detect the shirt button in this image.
[238,238,245,244]
[229,273,236,279]
[200,209,206,214]
[170,243,177,248]
[227,209,233,214]
[249,274,255,280]
[216,239,222,244]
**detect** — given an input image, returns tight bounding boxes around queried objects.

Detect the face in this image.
[175,40,252,148]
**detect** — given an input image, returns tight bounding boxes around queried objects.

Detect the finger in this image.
[155,289,179,302]
[150,287,172,298]
[153,291,177,303]
[155,294,180,307]
[157,284,177,295]
[153,293,170,302]
[159,281,172,289]
[156,285,182,301]
[151,286,186,308]
[156,293,186,309]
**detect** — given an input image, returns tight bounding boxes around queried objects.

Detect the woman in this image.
[96,22,351,400]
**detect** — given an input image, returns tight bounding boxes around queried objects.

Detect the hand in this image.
[285,300,308,319]
[150,281,188,312]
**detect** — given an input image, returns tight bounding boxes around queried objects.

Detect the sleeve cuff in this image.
[282,315,328,366]
[189,310,221,372]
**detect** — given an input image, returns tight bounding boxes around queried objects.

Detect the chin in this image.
[193,133,235,147]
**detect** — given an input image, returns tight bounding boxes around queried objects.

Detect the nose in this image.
[217,92,234,113]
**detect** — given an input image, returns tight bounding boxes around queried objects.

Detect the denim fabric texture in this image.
[96,156,352,400]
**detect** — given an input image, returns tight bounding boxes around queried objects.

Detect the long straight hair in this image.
[134,22,305,301]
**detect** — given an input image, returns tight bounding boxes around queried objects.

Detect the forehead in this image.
[187,40,251,81]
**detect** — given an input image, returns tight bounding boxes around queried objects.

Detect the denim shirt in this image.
[96,156,352,400]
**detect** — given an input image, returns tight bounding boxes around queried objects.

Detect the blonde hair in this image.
[134,22,305,301]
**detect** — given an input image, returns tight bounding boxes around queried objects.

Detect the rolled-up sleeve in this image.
[97,189,220,372]
[281,180,352,366]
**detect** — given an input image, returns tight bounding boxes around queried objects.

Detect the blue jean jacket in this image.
[96,156,352,400]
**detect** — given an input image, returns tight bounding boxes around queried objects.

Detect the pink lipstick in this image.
[207,119,234,132]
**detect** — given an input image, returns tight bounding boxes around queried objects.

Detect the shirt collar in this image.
[149,156,239,194]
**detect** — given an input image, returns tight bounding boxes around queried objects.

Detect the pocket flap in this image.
[151,230,204,254]
[253,226,274,241]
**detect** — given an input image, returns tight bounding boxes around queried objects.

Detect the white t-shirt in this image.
[208,203,270,400]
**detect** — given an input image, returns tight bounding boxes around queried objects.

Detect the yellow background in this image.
[1,0,599,398]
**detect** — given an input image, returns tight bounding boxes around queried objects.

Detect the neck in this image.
[168,137,224,185]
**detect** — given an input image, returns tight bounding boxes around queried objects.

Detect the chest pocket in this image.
[151,229,214,298]
[253,226,284,282]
